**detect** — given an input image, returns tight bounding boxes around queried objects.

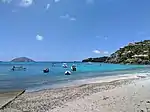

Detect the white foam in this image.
[50,73,150,88]
[26,72,150,92]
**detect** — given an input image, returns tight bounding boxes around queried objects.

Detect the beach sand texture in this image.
[1,77,150,112]
[50,79,150,112]
[0,90,25,111]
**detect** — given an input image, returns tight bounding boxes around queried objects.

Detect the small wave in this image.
[26,72,150,92]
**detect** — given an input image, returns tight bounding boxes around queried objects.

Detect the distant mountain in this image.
[82,40,150,65]
[82,56,108,62]
[11,57,35,62]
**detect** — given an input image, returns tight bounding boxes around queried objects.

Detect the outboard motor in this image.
[65,71,71,75]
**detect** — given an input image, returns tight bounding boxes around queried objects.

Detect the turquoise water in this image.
[0,62,147,92]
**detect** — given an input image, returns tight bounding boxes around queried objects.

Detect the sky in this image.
[0,0,150,61]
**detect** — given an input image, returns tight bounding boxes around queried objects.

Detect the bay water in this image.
[0,62,148,92]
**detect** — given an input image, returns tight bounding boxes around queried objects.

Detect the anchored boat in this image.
[62,63,68,68]
[43,68,50,73]
[11,66,26,71]
[65,71,71,75]
[71,64,77,71]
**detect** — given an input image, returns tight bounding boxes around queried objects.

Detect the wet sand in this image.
[0,90,25,111]
[1,75,150,112]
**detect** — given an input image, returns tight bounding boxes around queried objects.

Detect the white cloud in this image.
[93,50,101,54]
[36,35,43,41]
[104,51,109,54]
[70,17,76,21]
[1,0,12,3]
[46,4,50,10]
[60,14,70,19]
[93,50,109,54]
[86,0,94,4]
[54,0,60,3]
[19,0,33,7]
[96,36,108,39]
[60,14,76,21]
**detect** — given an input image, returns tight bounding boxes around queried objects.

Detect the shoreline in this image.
[2,75,146,112]
[26,72,148,92]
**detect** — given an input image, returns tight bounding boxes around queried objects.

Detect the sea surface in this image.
[0,62,149,92]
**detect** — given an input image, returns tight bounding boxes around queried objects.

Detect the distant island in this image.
[82,40,150,65]
[11,57,35,62]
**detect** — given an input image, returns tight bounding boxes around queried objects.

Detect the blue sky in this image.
[0,0,150,61]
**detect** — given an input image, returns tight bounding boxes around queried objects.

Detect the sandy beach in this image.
[1,75,150,112]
